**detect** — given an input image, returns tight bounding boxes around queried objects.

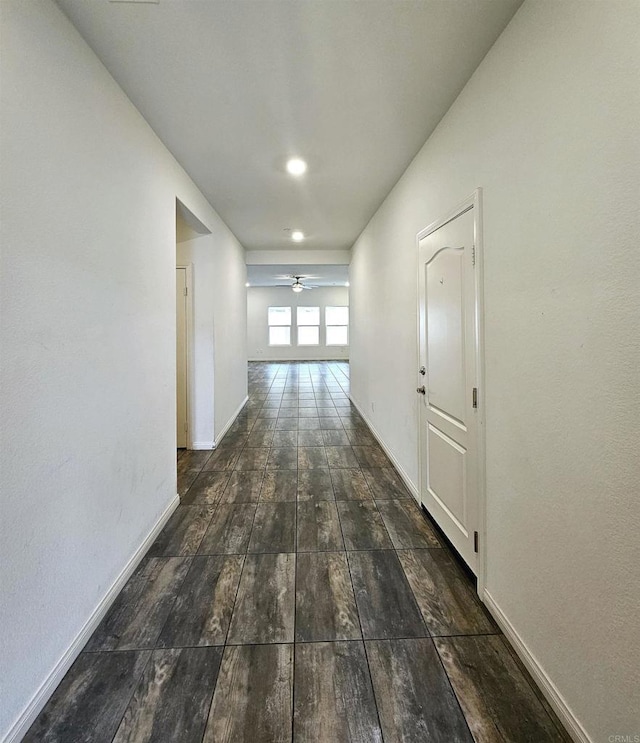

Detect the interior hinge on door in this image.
[474,531,479,553]
[472,244,476,266]
[184,287,188,296]
[472,388,478,408]
[184,422,188,432]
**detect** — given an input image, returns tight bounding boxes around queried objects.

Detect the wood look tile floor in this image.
[25,362,571,743]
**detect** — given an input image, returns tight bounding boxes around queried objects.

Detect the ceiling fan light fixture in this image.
[286,158,307,176]
[292,283,304,293]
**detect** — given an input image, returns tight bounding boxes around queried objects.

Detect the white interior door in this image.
[418,197,482,573]
[176,267,188,448]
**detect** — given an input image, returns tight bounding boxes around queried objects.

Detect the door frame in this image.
[176,264,194,449]
[416,188,486,597]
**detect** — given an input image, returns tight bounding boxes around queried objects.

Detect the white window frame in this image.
[296,306,320,346]
[268,306,292,346]
[325,306,349,346]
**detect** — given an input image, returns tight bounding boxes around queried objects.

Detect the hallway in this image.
[24,362,569,742]
[4,1,639,738]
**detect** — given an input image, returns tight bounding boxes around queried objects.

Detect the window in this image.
[268,306,291,345]
[326,306,349,346]
[297,306,320,345]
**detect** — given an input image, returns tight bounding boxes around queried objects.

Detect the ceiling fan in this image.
[275,275,320,293]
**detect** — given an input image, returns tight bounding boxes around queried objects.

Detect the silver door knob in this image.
[416,386,426,395]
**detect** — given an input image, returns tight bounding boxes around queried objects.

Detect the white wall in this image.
[212,242,248,436]
[246,249,350,265]
[0,1,247,740]
[248,286,349,361]
[176,213,248,449]
[350,1,640,740]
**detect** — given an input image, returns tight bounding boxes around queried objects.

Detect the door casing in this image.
[416,188,486,597]
[176,264,193,449]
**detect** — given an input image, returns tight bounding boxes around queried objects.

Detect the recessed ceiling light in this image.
[345,281,350,287]
[291,230,305,242]
[286,158,307,176]
[245,282,250,287]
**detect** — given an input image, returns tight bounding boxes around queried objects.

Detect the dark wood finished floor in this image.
[25,362,571,743]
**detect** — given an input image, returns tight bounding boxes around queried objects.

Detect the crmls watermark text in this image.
[608,736,640,742]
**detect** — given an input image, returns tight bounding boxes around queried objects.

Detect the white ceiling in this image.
[56,0,521,252]
[247,264,348,288]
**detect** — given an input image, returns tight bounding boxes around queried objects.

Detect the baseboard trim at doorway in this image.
[2,494,180,743]
[214,395,249,448]
[191,441,214,450]
[348,395,420,503]
[483,590,590,743]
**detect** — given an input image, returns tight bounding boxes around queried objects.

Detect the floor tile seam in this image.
[86,642,224,654]
[291,484,298,743]
[80,646,158,656]
[157,544,445,558]
[430,632,483,742]
[340,532,386,741]
[367,491,396,550]
[141,553,199,657]
[363,633,481,647]
[236,483,265,561]
[82,629,504,656]
[371,495,419,502]
[494,634,571,741]
[175,544,263,647]
[293,493,304,554]
[217,512,267,649]
[428,630,504,639]
[294,545,348,555]
[295,638,368,649]
[194,645,229,743]
[183,482,232,509]
[334,496,366,643]
[387,529,434,641]
[178,459,212,483]
[220,551,249,652]
[106,646,155,743]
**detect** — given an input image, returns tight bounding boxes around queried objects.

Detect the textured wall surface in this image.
[0,1,247,739]
[350,1,640,739]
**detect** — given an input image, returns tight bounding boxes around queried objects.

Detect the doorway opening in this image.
[175,199,211,452]
[244,263,350,363]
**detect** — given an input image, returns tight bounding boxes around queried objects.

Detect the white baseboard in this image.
[348,398,589,743]
[348,395,420,503]
[214,395,249,447]
[190,441,214,450]
[3,494,180,743]
[349,396,588,742]
[483,590,590,743]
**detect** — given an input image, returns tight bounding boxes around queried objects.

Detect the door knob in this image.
[416,386,426,395]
